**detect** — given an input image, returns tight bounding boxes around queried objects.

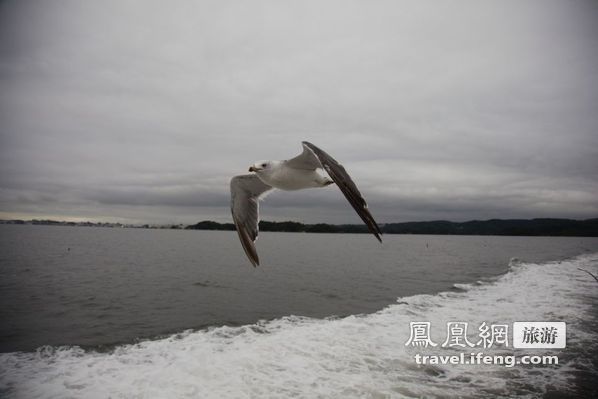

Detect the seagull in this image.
[230,141,382,267]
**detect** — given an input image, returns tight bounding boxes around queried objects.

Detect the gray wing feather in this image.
[230,174,273,267]
[301,141,383,242]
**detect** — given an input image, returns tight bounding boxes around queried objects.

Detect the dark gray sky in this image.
[1,0,597,224]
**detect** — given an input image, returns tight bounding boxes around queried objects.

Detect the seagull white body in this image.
[250,160,332,191]
[230,141,382,267]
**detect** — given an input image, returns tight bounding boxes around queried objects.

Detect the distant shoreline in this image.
[2,218,597,237]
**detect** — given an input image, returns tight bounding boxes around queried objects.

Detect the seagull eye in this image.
[261,163,267,167]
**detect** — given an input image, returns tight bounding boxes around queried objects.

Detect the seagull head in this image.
[249,161,271,172]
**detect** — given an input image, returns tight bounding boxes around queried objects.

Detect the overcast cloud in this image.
[1,0,597,224]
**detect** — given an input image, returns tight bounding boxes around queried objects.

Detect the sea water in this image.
[0,225,597,397]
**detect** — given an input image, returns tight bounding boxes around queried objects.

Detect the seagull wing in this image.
[285,143,322,170]
[230,174,273,267]
[288,141,383,242]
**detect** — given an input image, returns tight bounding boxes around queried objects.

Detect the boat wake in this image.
[1,253,597,398]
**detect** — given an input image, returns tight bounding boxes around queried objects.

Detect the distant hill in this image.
[3,218,596,237]
[381,218,598,236]
[185,220,235,231]
[186,218,598,237]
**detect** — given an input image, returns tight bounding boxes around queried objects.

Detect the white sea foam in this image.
[1,253,597,398]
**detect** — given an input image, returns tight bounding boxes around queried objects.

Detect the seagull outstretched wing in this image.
[286,141,383,242]
[230,174,273,267]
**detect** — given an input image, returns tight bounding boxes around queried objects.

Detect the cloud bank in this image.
[1,0,597,224]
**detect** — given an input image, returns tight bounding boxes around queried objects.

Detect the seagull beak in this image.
[248,166,256,172]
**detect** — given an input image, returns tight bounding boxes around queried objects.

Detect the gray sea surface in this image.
[1,225,597,398]
[0,224,595,352]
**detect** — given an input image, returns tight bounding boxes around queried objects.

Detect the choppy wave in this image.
[1,253,597,398]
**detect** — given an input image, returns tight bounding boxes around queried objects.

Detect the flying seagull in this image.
[230,141,382,267]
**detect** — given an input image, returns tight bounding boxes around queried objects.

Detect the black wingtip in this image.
[248,252,259,267]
